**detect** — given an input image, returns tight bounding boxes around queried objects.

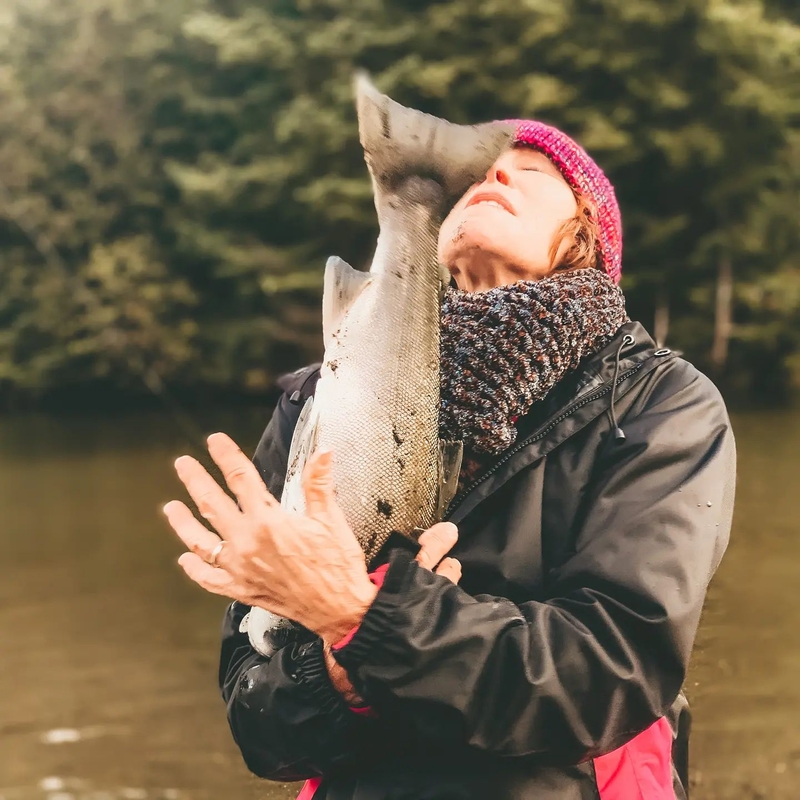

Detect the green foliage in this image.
[0,0,797,403]
[0,0,204,396]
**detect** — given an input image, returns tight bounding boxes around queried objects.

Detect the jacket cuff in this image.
[332,549,417,674]
[294,639,359,727]
[332,563,391,652]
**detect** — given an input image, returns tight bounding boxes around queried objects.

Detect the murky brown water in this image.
[1,408,798,799]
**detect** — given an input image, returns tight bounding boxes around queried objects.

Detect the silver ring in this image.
[209,540,226,568]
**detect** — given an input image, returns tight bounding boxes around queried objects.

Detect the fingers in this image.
[435,557,462,584]
[163,501,226,565]
[206,433,281,515]
[177,552,238,597]
[415,522,459,571]
[174,455,241,533]
[302,450,349,530]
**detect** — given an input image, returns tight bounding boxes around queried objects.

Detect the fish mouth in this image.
[466,191,516,215]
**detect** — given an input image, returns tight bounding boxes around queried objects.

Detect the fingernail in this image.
[174,456,192,470]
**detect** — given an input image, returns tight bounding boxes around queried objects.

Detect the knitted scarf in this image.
[440,269,629,455]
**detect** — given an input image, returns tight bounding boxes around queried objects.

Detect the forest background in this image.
[0,0,798,410]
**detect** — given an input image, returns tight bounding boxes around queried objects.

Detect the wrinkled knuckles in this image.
[235,543,265,568]
[187,539,207,558]
[224,465,252,485]
[435,524,459,545]
[252,509,278,532]
[305,480,332,500]
[196,496,218,521]
[428,531,450,550]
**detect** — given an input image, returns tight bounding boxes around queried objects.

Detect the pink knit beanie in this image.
[507,120,623,284]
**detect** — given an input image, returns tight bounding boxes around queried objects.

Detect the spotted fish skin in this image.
[244,76,512,657]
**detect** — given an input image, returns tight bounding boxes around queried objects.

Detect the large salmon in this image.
[245,75,512,656]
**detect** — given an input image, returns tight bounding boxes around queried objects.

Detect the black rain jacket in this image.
[218,321,736,800]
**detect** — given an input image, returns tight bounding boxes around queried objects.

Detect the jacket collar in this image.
[444,322,669,524]
[534,321,657,414]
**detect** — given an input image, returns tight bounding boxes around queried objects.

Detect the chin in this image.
[439,216,511,266]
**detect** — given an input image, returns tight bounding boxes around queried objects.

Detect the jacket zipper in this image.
[443,362,645,520]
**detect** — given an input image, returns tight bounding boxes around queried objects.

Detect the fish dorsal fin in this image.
[437,439,464,520]
[323,256,371,348]
[280,396,317,514]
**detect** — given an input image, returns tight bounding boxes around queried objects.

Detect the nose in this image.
[485,165,511,186]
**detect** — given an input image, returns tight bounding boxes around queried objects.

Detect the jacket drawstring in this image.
[610,334,635,441]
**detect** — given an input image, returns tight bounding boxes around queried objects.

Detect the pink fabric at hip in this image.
[296,778,322,800]
[593,717,675,800]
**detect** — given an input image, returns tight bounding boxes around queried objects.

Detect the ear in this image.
[549,192,600,273]
[547,216,578,271]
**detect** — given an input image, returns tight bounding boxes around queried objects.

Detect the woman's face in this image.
[438,148,578,292]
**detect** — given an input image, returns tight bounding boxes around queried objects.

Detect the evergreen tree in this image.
[0,0,796,401]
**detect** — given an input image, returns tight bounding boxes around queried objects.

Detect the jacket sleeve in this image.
[220,601,380,780]
[220,379,380,781]
[333,365,736,764]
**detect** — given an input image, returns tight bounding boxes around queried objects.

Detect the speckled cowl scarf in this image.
[439,269,629,455]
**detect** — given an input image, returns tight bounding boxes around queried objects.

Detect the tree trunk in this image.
[711,256,733,373]
[654,288,670,348]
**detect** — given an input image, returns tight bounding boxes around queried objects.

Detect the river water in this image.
[1,408,798,800]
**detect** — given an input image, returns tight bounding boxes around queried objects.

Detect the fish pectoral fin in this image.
[437,439,464,520]
[323,255,371,348]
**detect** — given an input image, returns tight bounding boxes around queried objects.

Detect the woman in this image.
[164,121,735,800]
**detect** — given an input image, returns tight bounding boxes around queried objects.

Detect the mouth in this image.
[466,191,515,215]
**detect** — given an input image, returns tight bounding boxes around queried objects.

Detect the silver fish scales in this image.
[244,75,512,656]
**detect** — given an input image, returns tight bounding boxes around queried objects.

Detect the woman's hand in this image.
[164,432,378,644]
[415,523,462,583]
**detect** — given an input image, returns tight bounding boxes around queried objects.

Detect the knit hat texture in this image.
[506,120,623,284]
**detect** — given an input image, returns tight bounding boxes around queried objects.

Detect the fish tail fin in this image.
[355,73,513,207]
